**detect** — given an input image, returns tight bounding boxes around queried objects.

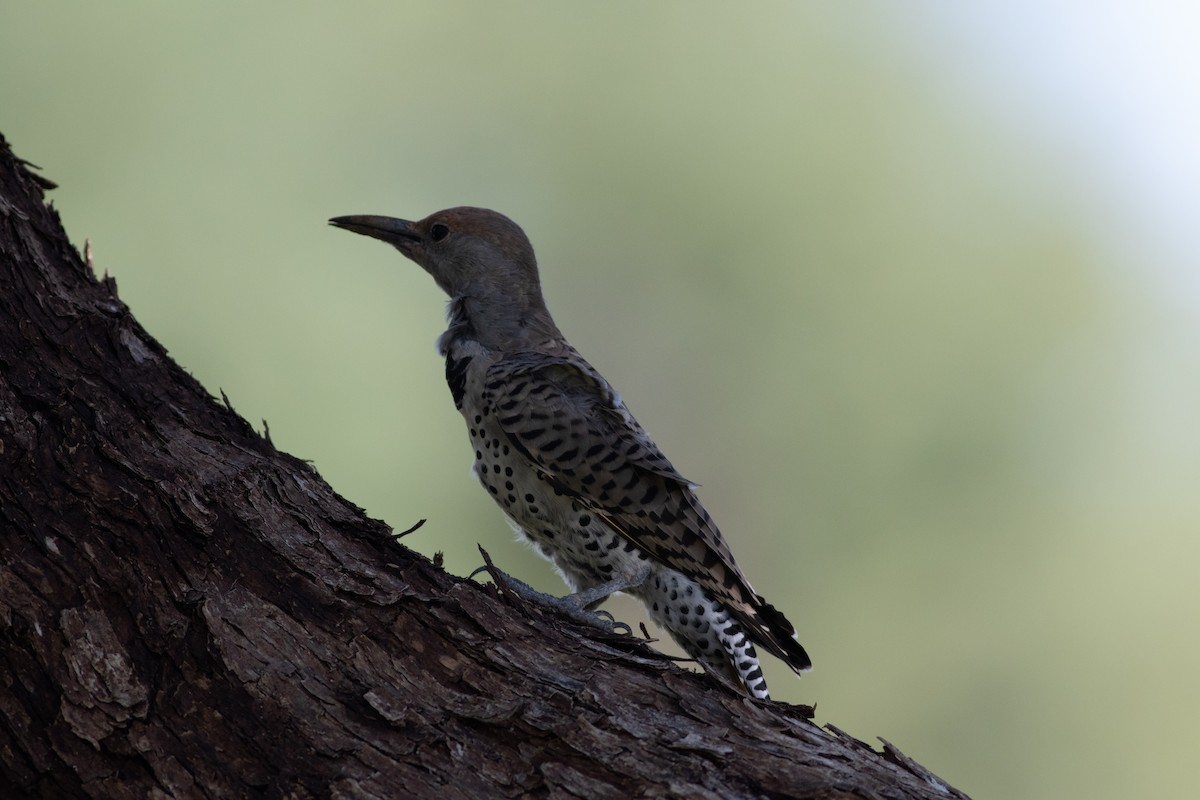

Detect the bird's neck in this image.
[437,294,563,356]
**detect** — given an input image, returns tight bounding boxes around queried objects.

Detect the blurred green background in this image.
[4,3,1198,797]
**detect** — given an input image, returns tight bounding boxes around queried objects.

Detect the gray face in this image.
[330,206,558,351]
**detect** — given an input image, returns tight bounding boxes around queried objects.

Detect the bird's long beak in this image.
[328,215,421,245]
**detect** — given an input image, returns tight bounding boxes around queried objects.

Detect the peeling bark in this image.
[0,133,970,799]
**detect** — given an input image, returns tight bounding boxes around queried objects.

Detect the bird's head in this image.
[330,206,559,348]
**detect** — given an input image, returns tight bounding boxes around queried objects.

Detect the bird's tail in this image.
[752,598,812,674]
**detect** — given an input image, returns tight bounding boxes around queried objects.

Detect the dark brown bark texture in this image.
[0,133,970,800]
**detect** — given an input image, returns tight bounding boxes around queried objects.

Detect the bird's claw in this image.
[472,545,634,636]
[592,612,633,636]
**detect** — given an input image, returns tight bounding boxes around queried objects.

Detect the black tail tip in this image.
[757,598,813,672]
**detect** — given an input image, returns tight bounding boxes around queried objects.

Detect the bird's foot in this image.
[471,546,634,636]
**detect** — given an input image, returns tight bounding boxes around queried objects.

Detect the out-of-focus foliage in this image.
[3,4,1197,798]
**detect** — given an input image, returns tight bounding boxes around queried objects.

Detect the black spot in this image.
[525,493,536,503]
[475,451,483,460]
[492,464,501,474]
[505,481,514,491]
[578,514,592,527]
[640,485,659,504]
[474,415,482,424]
[541,438,563,452]
[584,541,599,551]
[585,443,605,458]
[721,567,738,589]
[519,428,545,440]
[559,447,579,461]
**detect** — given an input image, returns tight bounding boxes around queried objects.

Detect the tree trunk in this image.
[0,133,969,800]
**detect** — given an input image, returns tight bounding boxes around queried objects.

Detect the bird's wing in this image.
[484,352,809,672]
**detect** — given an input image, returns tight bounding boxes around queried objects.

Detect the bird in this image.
[329,207,810,699]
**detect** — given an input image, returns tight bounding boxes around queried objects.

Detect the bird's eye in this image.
[430,223,450,242]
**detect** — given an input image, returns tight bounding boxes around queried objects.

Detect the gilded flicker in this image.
[330,207,811,698]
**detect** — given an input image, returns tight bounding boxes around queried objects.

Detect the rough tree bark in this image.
[0,133,970,800]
